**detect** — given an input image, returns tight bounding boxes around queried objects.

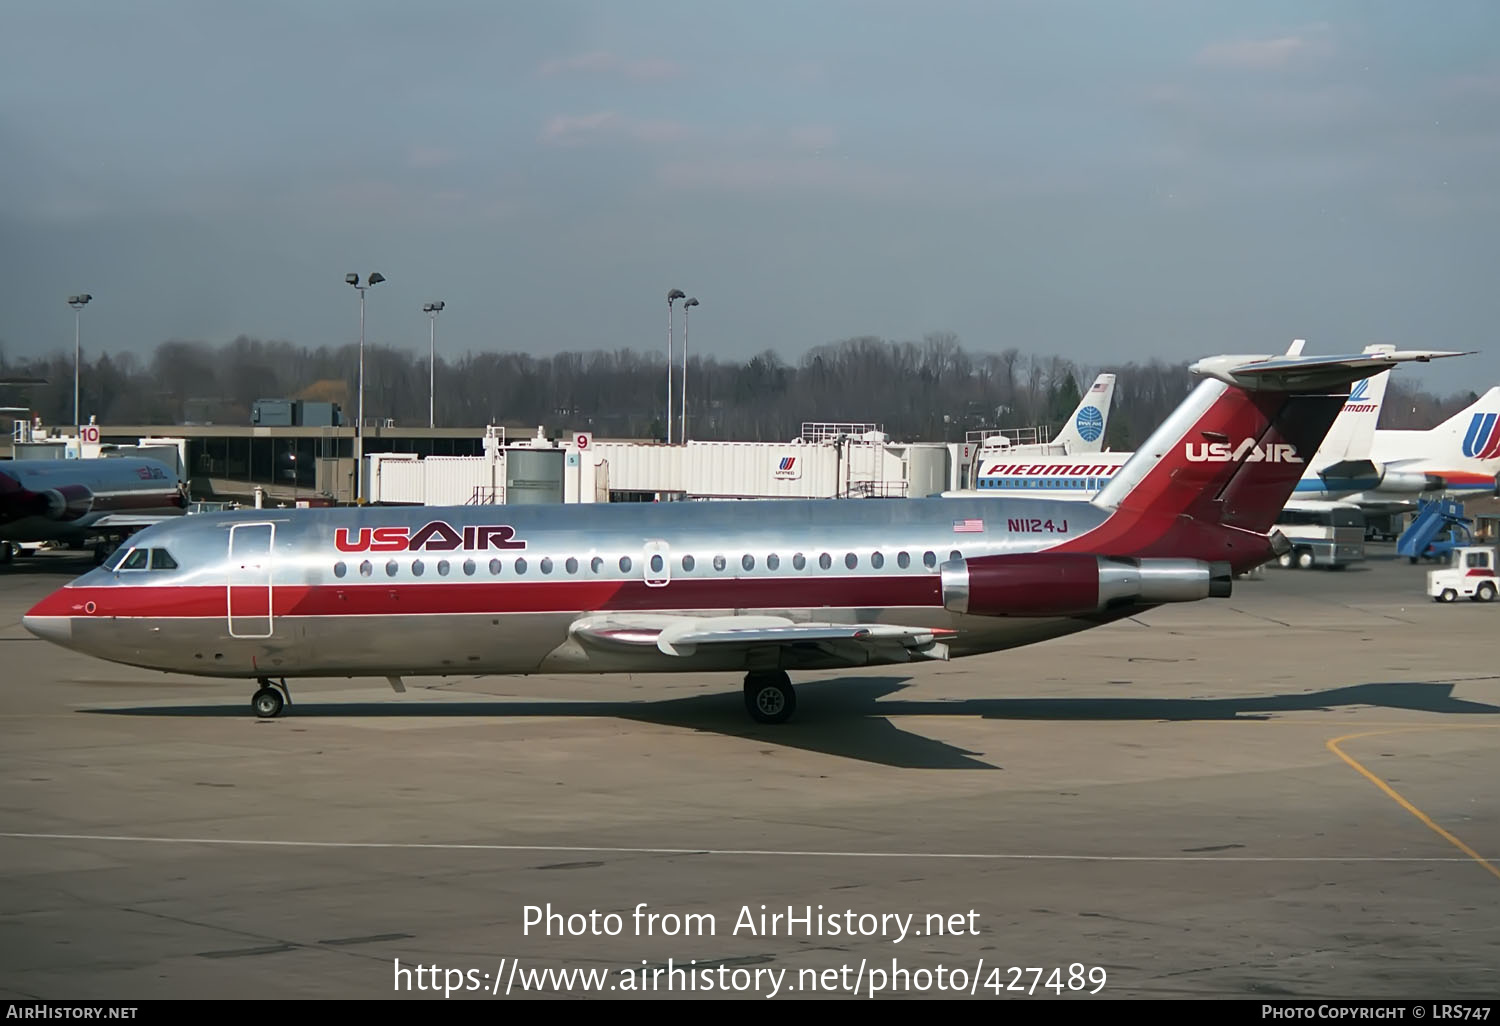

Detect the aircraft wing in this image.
[89,514,186,529]
[570,614,952,661]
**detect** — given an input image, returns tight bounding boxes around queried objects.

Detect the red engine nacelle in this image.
[940,553,1232,617]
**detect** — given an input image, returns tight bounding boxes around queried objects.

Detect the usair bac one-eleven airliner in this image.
[22,347,1462,724]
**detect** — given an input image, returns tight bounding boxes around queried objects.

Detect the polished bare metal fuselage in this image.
[36,496,1116,680]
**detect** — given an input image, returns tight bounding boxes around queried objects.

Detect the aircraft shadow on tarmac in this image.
[81,677,1500,771]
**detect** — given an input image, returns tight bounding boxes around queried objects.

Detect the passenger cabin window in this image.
[897,551,910,569]
[767,553,780,571]
[412,559,426,577]
[591,556,604,573]
[565,557,578,575]
[681,555,695,572]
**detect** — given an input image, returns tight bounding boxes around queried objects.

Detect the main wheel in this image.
[1296,549,1315,569]
[1276,551,1293,569]
[1440,588,1458,603]
[252,687,285,718]
[1475,582,1496,603]
[744,672,796,725]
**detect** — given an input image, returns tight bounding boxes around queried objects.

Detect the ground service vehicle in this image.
[1427,546,1498,603]
[1271,502,1366,569]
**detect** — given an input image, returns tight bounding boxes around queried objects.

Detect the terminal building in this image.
[5,415,996,508]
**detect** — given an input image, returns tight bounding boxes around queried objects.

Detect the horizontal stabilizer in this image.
[1190,349,1471,392]
[1319,459,1379,480]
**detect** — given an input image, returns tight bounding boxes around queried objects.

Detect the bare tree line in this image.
[0,334,1481,449]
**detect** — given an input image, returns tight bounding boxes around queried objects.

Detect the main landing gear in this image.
[252,677,291,719]
[744,670,796,725]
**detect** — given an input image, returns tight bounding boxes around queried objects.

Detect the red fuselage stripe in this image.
[32,576,946,619]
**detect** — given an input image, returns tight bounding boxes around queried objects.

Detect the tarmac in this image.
[1,546,1497,1000]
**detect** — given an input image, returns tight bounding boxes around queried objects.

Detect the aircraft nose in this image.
[23,587,79,647]
[22,613,72,644]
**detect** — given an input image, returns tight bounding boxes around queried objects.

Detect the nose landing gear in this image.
[251,677,291,718]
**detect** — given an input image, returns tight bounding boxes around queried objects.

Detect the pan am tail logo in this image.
[1074,406,1104,443]
[1184,439,1303,463]
[1463,413,1500,460]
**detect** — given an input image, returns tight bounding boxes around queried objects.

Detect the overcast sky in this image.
[1,1,1497,394]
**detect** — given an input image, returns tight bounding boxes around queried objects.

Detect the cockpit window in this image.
[119,548,149,570]
[150,549,178,570]
[102,546,131,571]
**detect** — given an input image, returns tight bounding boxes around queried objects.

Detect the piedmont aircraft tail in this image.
[1051,373,1116,453]
[1310,345,1393,466]
[1057,348,1469,571]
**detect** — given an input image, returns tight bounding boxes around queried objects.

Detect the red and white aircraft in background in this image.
[23,348,1460,723]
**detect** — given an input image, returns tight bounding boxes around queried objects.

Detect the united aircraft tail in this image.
[1421,386,1500,461]
[1058,348,1468,572]
[1051,373,1116,453]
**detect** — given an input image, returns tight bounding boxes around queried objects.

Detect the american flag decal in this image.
[952,518,984,533]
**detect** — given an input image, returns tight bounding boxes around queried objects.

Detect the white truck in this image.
[1428,546,1498,603]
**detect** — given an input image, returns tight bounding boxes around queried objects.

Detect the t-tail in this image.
[1051,373,1116,453]
[1054,347,1469,573]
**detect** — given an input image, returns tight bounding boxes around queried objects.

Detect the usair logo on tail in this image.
[1184,440,1303,463]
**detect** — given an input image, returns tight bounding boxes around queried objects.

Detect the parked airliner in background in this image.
[1,457,188,563]
[23,348,1459,724]
[966,373,1116,487]
[1352,386,1500,510]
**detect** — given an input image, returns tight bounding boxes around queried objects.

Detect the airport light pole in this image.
[666,289,684,443]
[680,297,698,442]
[346,272,386,503]
[423,301,445,429]
[67,294,92,437]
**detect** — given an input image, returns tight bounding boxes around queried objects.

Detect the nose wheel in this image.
[252,677,291,718]
[744,670,796,725]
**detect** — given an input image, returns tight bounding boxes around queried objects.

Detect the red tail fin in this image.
[1057,348,1468,571]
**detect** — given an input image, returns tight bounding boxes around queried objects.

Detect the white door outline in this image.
[227,522,275,639]
[643,539,671,588]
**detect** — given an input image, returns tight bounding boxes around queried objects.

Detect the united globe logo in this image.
[1075,406,1104,443]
